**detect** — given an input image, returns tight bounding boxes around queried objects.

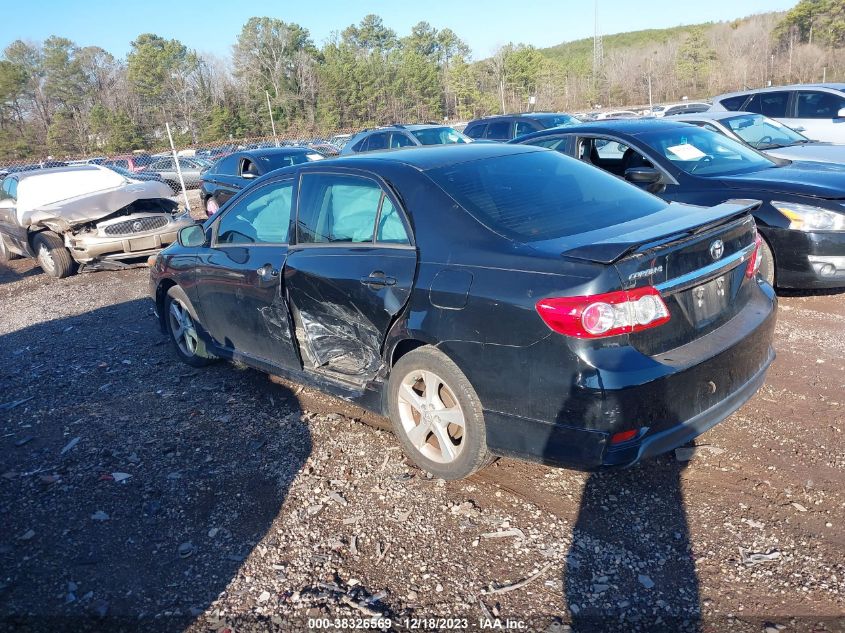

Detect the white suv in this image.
[710,83,845,143]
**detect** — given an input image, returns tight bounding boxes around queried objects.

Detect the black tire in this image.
[32,231,76,278]
[164,285,217,367]
[387,346,491,480]
[0,235,20,262]
[758,237,775,287]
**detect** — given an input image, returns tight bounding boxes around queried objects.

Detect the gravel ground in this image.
[0,256,843,633]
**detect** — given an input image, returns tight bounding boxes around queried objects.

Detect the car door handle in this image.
[256,264,279,281]
[361,271,396,286]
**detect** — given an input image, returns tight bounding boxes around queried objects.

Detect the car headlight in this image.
[773,201,845,231]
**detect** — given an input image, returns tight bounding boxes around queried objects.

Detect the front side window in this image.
[637,126,775,176]
[216,180,293,245]
[151,159,173,170]
[390,133,415,149]
[485,121,511,140]
[409,127,468,145]
[514,121,539,137]
[297,173,385,244]
[745,91,789,118]
[796,91,845,119]
[216,154,239,175]
[724,113,807,149]
[464,124,486,139]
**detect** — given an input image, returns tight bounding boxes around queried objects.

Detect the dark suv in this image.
[340,124,470,155]
[463,112,581,141]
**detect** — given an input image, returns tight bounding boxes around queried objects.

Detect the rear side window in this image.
[485,121,511,140]
[351,137,369,152]
[719,95,749,111]
[297,173,384,243]
[745,92,789,117]
[376,198,410,244]
[366,133,389,151]
[796,91,845,118]
[464,123,486,139]
[426,150,665,241]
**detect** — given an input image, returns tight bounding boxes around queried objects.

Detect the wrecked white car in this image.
[0,165,194,277]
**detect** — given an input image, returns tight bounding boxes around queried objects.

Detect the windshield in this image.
[426,150,666,241]
[724,113,809,149]
[637,126,776,176]
[533,114,581,128]
[410,127,469,145]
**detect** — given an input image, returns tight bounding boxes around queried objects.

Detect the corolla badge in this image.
[709,239,724,260]
[628,265,663,281]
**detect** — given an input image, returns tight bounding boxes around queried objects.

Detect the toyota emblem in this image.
[709,239,724,260]
[132,221,143,232]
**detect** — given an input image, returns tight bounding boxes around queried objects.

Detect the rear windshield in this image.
[426,150,666,241]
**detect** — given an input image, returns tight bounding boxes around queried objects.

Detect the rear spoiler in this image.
[561,199,762,264]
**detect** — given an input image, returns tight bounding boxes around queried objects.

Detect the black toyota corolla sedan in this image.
[149,143,776,479]
[512,119,845,289]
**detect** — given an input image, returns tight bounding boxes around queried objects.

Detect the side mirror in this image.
[837,108,845,119]
[624,167,661,184]
[177,224,206,248]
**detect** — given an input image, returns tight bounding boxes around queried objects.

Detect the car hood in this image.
[715,162,845,199]
[17,180,175,229]
[766,143,845,164]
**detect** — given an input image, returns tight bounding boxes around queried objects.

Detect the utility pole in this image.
[265,90,279,147]
[648,75,653,111]
[593,0,603,80]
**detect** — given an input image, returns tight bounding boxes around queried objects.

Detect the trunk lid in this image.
[559,199,761,355]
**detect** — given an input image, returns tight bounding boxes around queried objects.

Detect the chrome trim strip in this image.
[656,242,756,294]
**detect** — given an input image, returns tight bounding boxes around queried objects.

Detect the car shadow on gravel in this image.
[0,259,40,286]
[0,298,311,631]
[563,458,700,633]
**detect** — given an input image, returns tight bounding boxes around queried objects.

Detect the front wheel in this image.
[32,231,76,278]
[387,346,491,480]
[165,285,217,367]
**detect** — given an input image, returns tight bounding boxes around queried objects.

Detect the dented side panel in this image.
[284,246,417,385]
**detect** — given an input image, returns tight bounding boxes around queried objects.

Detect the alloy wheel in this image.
[38,244,56,275]
[396,369,466,464]
[168,299,200,357]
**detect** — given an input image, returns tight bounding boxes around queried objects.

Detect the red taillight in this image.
[535,286,670,338]
[610,429,639,445]
[746,234,763,278]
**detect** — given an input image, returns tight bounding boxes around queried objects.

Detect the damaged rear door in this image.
[193,178,300,368]
[285,170,416,384]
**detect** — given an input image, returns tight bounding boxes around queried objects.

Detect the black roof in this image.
[241,146,315,158]
[324,142,544,171]
[518,118,698,140]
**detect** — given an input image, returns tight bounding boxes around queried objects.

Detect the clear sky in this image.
[1,0,797,61]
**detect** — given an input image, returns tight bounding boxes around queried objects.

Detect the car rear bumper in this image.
[764,226,845,288]
[484,281,777,469]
